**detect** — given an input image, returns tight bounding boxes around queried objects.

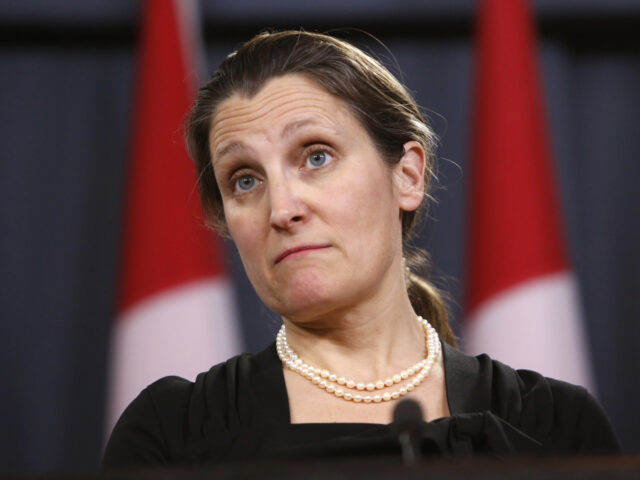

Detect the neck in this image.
[281,291,425,383]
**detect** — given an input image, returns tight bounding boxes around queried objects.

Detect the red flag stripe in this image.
[118,0,224,313]
[466,0,568,315]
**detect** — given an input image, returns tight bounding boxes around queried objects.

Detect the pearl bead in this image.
[353,395,362,403]
[401,371,409,380]
[382,393,391,402]
[320,369,329,379]
[356,383,365,391]
[326,385,335,393]
[384,378,393,387]
[393,374,401,384]
[319,381,327,389]
[391,392,399,400]
[344,393,353,401]
[329,374,337,382]
[366,383,375,391]
[335,388,344,397]
[373,395,382,403]
[337,377,346,385]
[364,396,372,403]
[346,380,356,389]
[375,381,385,390]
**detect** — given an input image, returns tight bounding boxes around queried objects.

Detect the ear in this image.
[393,141,425,212]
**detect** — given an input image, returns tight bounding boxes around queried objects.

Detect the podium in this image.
[46,456,639,479]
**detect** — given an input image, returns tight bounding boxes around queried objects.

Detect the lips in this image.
[274,244,331,264]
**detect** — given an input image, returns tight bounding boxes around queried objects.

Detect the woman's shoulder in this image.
[144,348,258,410]
[442,342,620,454]
[143,350,253,427]
[102,344,281,468]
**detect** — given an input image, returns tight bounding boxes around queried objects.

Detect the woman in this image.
[103,30,619,466]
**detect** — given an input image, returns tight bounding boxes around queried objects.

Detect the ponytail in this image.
[405,250,457,347]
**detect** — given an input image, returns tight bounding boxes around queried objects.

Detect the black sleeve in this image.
[101,376,193,468]
[518,371,621,455]
[571,387,621,454]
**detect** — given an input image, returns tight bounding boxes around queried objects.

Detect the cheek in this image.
[330,170,397,232]
[225,210,264,268]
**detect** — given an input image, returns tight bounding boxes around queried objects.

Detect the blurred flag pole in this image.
[106,0,241,432]
[463,0,594,390]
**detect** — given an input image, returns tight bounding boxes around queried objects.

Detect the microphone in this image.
[392,398,424,465]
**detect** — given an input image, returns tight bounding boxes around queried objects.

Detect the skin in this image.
[210,74,449,423]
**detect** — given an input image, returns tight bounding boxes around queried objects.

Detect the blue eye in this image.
[234,175,257,192]
[306,150,329,168]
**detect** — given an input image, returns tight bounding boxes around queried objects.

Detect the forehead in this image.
[209,74,365,157]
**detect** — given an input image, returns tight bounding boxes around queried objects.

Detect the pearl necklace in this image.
[276,316,441,403]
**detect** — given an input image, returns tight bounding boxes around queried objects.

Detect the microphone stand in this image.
[392,398,424,465]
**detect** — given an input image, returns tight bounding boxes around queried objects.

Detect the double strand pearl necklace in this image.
[276,315,441,403]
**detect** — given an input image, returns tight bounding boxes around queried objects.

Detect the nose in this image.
[268,177,309,231]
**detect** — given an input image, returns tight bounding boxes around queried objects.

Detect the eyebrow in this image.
[213,141,250,164]
[281,118,320,139]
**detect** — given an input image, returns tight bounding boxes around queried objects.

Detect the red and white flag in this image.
[464,0,593,390]
[106,0,241,430]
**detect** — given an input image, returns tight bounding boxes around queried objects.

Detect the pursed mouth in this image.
[274,244,331,264]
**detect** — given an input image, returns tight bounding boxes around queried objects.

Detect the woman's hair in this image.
[186,30,456,346]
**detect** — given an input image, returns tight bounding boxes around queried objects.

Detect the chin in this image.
[271,271,341,320]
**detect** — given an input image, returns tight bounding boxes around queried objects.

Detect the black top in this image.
[102,342,620,467]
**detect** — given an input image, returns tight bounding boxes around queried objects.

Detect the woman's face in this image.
[209,74,422,321]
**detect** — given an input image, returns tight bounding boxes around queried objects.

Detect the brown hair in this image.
[186,30,456,346]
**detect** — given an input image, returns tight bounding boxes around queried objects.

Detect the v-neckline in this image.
[253,338,478,426]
